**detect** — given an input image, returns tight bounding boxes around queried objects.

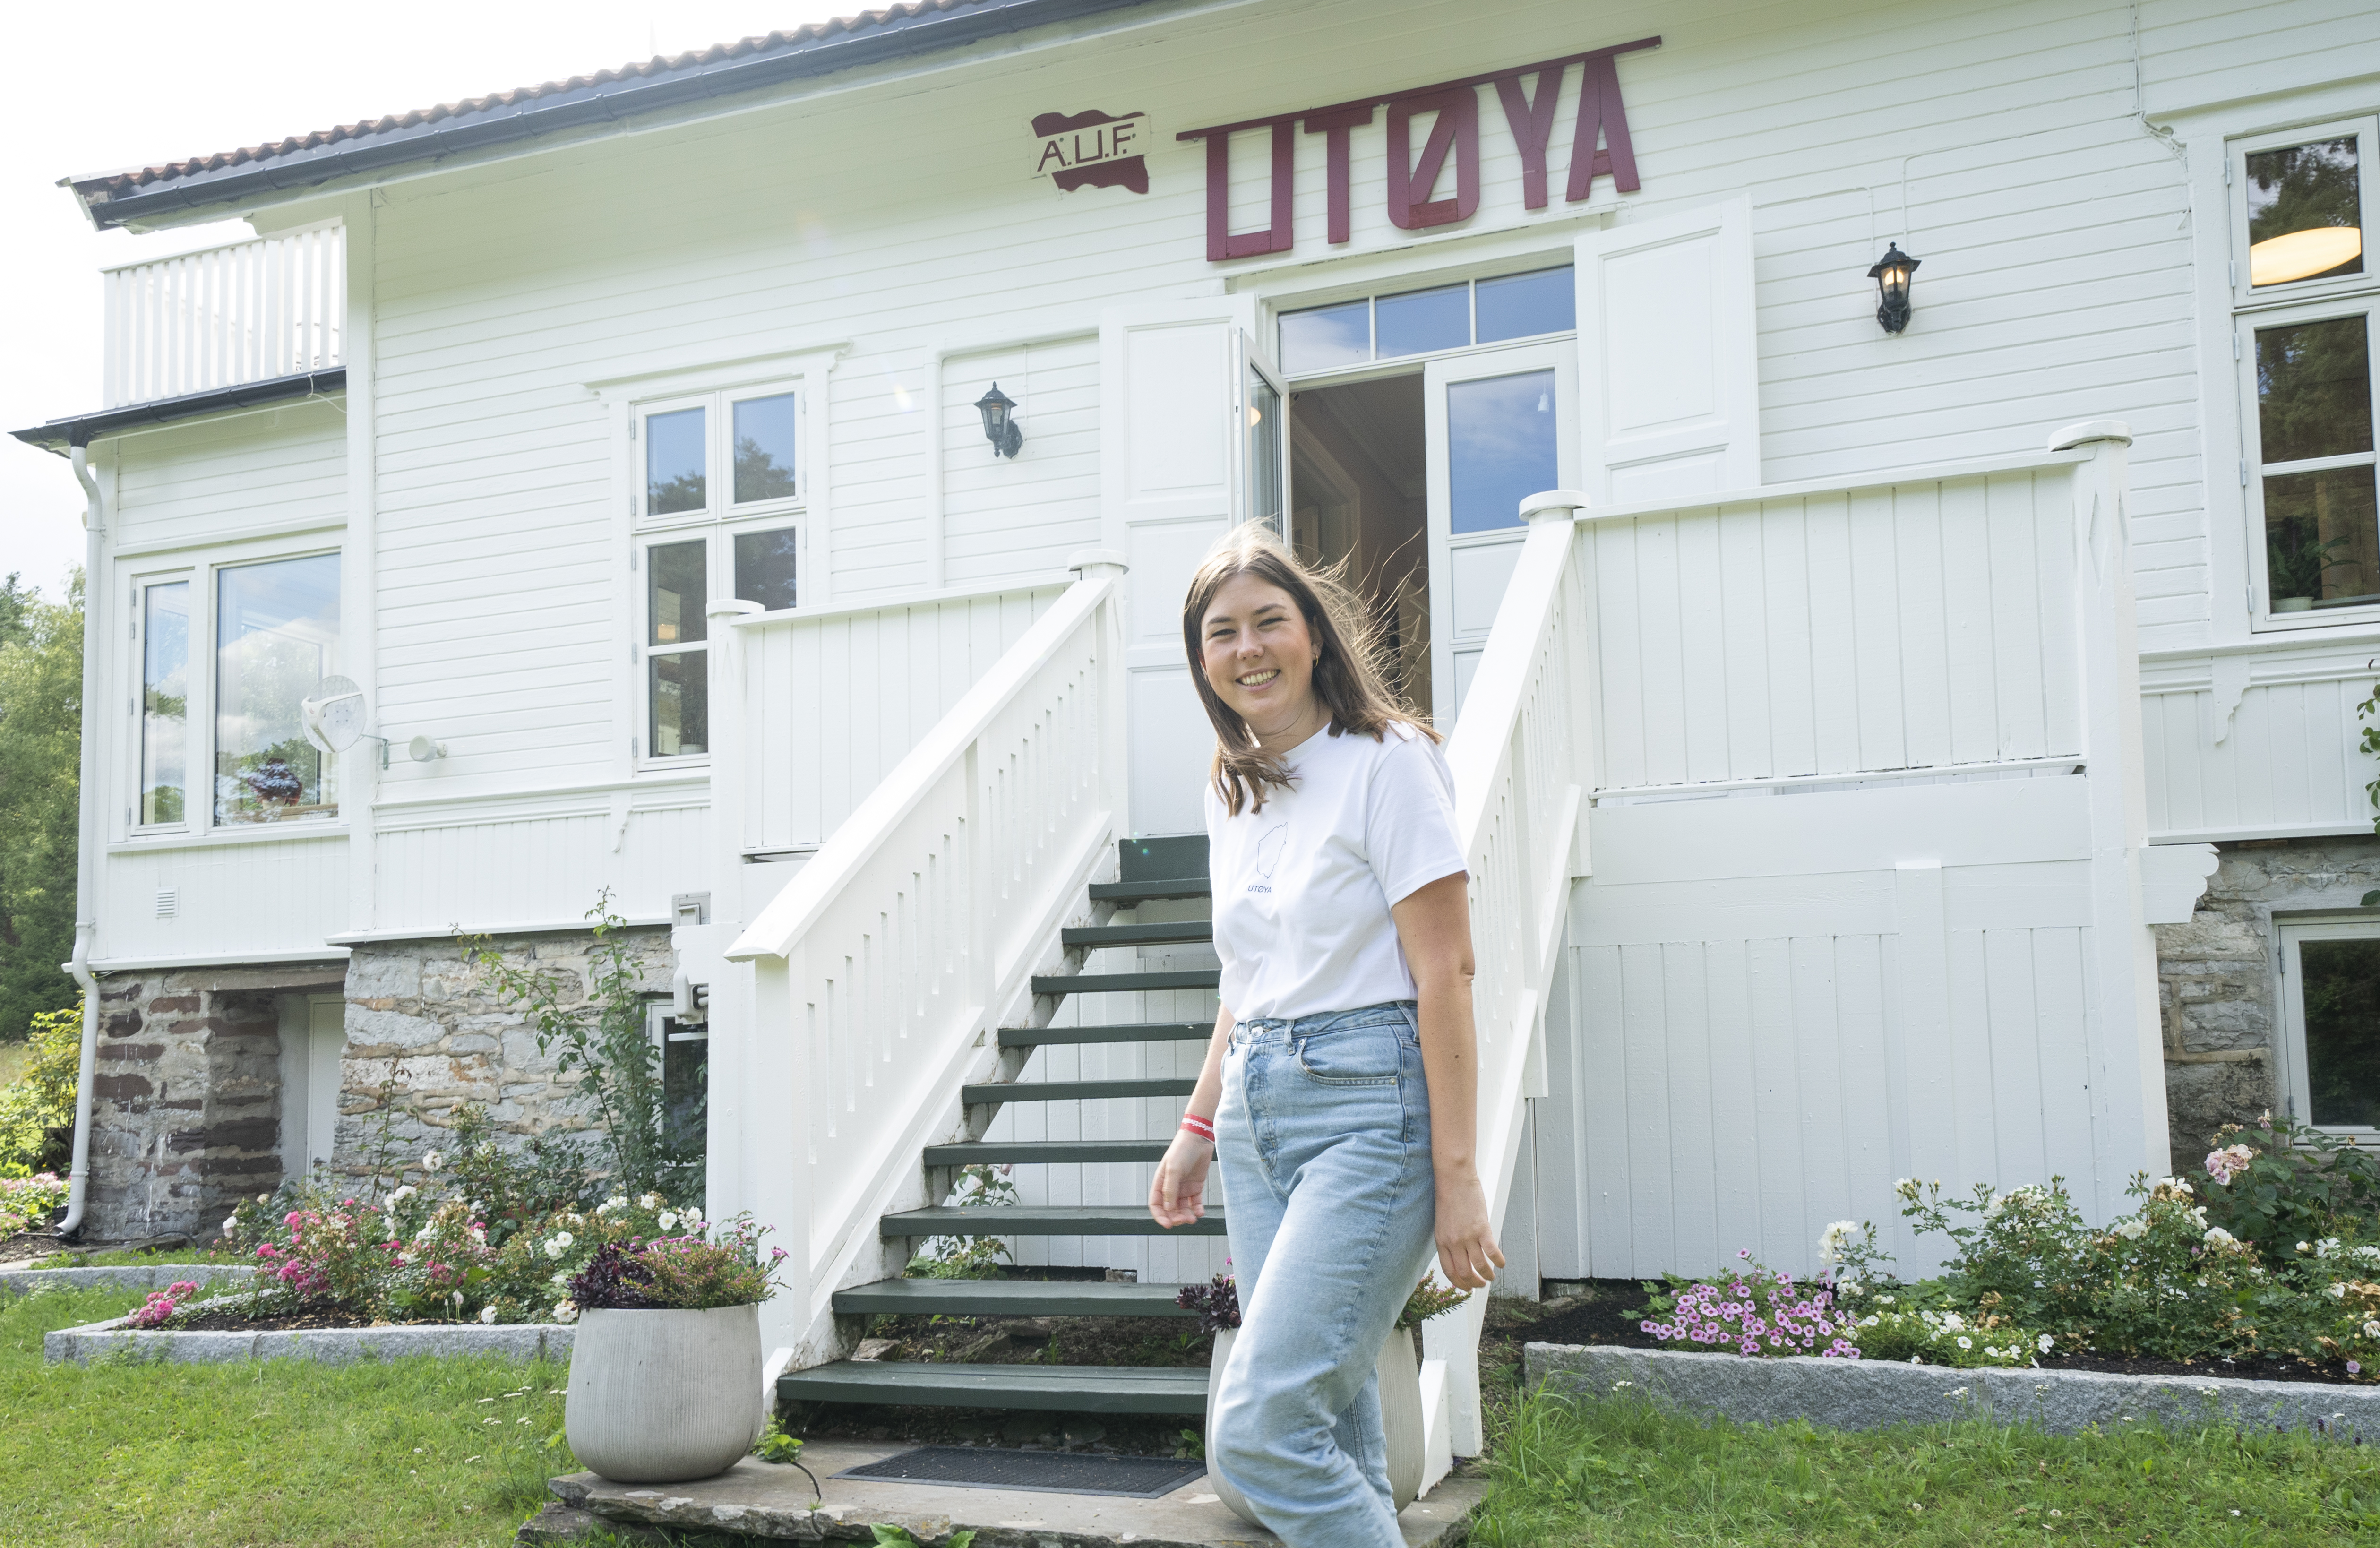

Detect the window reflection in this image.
[2266,466,2379,610]
[1375,284,1469,359]
[648,541,707,647]
[649,651,708,757]
[2257,317,2375,464]
[1280,301,1370,376]
[2257,315,2378,611]
[1476,267,1576,344]
[1246,368,1283,534]
[215,555,339,825]
[1448,370,1559,534]
[2249,138,2364,287]
[733,529,800,611]
[141,582,188,826]
[732,394,799,503]
[647,407,708,514]
[2301,937,2380,1127]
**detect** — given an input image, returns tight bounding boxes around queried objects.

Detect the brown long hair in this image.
[1182,523,1438,817]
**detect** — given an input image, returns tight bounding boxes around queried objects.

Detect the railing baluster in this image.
[100,225,346,408]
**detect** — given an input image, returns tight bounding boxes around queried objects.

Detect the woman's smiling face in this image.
[1201,571,1323,736]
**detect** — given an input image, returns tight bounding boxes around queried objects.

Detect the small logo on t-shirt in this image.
[1248,823,1289,893]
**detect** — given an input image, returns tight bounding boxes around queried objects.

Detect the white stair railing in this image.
[716,554,1130,1366]
[1424,495,1591,1479]
[103,224,344,408]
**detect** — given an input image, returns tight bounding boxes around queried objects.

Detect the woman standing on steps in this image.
[1148,523,1504,1548]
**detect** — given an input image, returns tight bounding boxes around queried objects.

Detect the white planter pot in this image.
[2274,595,2317,612]
[566,1304,764,1484]
[1207,1324,1423,1526]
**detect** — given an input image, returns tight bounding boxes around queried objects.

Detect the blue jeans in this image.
[1210,1001,1437,1548]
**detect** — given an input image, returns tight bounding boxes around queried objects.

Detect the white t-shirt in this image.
[1204,720,1469,1022]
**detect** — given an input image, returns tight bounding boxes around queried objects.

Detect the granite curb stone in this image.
[1,1263,257,1294]
[44,1300,574,1366]
[1527,1342,2380,1438]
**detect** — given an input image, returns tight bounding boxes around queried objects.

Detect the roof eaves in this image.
[76,0,1156,230]
[10,370,347,452]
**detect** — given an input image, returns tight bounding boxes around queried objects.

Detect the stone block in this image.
[91,1073,153,1101]
[345,1007,449,1052]
[345,952,423,1003]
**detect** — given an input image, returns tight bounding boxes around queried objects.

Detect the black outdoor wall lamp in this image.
[974,383,1023,458]
[1868,243,1920,335]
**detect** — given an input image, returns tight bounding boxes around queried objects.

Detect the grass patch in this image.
[1477,1382,2380,1545]
[28,1248,248,1271]
[0,1283,575,1546]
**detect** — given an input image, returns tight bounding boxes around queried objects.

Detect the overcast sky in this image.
[0,0,859,601]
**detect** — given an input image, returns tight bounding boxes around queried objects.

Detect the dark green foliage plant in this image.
[906,1162,1018,1279]
[0,1004,79,1177]
[2200,1110,2380,1253]
[0,572,81,1045]
[461,892,688,1202]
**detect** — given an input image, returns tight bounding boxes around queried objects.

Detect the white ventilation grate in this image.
[155,887,177,918]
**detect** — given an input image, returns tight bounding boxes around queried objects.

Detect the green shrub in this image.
[0,1004,78,1178]
[2200,1110,2380,1254]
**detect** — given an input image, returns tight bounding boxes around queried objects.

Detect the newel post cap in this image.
[707,598,766,622]
[1519,489,1592,523]
[1066,547,1130,577]
[2048,419,2132,453]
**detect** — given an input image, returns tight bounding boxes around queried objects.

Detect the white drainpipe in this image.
[58,442,107,1238]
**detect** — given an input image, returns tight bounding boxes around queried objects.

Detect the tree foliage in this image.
[0,571,82,1043]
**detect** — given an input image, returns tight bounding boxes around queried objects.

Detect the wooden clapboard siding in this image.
[1588,466,2082,791]
[108,400,346,555]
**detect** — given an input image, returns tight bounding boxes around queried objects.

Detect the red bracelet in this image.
[1179,1113,1216,1143]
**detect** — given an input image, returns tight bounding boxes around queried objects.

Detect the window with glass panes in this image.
[1277,265,1575,377]
[2235,120,2380,621]
[634,385,805,759]
[2280,920,2380,1135]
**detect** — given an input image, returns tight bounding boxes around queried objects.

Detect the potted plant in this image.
[2268,529,2354,612]
[1181,1272,1469,1524]
[564,1215,786,1484]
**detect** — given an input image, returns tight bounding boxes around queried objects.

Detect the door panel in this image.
[1425,341,1578,725]
[1574,195,1759,502]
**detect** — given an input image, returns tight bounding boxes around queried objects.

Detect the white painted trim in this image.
[726,575,1072,630]
[2152,821,2378,845]
[1561,447,2091,528]
[108,824,347,854]
[326,916,669,946]
[91,949,349,972]
[1590,757,2087,803]
[586,343,854,399]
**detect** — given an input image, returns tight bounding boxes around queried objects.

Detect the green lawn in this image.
[0,1285,571,1547]
[1475,1383,2380,1545]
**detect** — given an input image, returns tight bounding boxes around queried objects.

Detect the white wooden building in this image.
[19,0,2380,1476]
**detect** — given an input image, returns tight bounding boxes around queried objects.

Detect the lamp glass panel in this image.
[1475,267,1576,344]
[2248,137,2364,287]
[733,527,800,612]
[648,649,709,757]
[214,553,340,825]
[2265,464,2380,609]
[648,539,707,647]
[1280,301,1371,375]
[1375,283,1470,359]
[140,581,189,826]
[1245,367,1284,535]
[646,406,708,514]
[2299,936,2380,1126]
[731,393,799,503]
[2256,316,2374,465]
[1448,369,1559,534]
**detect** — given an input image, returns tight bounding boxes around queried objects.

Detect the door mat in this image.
[832,1445,1207,1498]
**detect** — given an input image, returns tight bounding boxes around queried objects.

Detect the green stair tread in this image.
[963,1077,1197,1103]
[778,1360,1209,1413]
[921,1139,1169,1165]
[1062,921,1215,947]
[830,1278,1195,1317]
[1032,969,1220,996]
[1088,878,1212,903]
[882,1204,1226,1237]
[1000,1022,1212,1048]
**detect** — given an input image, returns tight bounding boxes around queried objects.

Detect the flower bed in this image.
[1626,1114,2380,1386]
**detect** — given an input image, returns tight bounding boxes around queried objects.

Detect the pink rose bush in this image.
[126,1281,204,1329]
[0,1172,67,1236]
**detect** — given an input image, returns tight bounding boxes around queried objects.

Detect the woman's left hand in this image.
[1434,1166,1505,1290]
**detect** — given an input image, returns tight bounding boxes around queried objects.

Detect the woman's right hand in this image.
[1149,1131,1215,1228]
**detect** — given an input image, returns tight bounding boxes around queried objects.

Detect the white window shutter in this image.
[1573,195,1759,503]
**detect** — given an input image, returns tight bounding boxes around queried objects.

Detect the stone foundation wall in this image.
[86,961,345,1242]
[335,929,672,1178]
[2154,834,2380,1175]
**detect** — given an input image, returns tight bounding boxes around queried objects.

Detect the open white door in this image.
[1425,340,1578,725]
[1573,195,1759,503]
[1100,297,1264,835]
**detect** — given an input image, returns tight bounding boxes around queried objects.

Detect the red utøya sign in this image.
[1177,37,1658,262]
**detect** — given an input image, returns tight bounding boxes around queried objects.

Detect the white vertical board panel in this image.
[95,835,350,965]
[1587,466,2084,791]
[1573,196,1759,505]
[2142,674,2380,840]
[1102,299,1249,835]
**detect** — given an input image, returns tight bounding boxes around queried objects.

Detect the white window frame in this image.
[646,1002,710,1164]
[629,379,807,766]
[2230,115,2379,313]
[119,540,347,842]
[2239,292,2380,630]
[2276,915,2380,1139]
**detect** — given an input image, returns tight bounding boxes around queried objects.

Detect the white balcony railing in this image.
[103,224,344,409]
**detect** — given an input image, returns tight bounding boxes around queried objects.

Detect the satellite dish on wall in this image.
[301,676,368,755]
